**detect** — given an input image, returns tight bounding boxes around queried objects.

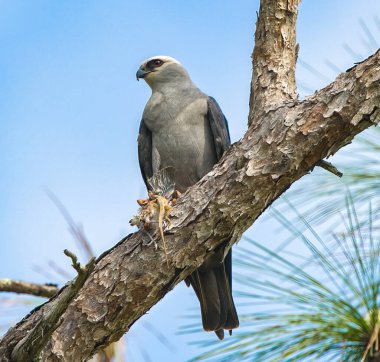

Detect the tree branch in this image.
[0,1,379,359]
[249,0,300,126]
[316,160,343,178]
[10,251,96,362]
[0,280,58,298]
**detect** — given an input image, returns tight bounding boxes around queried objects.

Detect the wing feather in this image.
[138,120,153,190]
[207,97,231,160]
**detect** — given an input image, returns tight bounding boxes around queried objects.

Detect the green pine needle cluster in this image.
[185,197,380,362]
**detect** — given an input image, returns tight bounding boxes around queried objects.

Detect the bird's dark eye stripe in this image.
[147,59,164,69]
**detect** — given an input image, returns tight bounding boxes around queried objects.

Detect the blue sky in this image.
[0,1,379,361]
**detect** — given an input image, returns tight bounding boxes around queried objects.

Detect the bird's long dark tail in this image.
[185,249,239,340]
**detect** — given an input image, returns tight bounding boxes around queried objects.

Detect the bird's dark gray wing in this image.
[138,120,153,190]
[185,98,238,340]
[207,97,231,160]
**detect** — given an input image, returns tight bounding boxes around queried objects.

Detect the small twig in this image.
[64,249,82,274]
[141,227,158,249]
[361,314,380,362]
[0,279,58,298]
[11,250,96,362]
[316,160,343,178]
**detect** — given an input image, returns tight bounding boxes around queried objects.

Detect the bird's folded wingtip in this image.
[215,329,224,340]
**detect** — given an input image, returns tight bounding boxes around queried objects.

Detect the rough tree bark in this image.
[0,0,379,360]
[249,0,299,126]
[11,251,95,362]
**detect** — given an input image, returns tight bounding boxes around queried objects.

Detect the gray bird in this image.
[136,56,239,339]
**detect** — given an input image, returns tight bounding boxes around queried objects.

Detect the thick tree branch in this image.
[0,279,58,298]
[0,0,379,359]
[10,251,96,362]
[249,0,300,126]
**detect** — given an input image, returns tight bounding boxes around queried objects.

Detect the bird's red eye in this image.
[146,59,164,70]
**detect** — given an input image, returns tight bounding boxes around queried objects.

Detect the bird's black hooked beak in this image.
[136,68,151,81]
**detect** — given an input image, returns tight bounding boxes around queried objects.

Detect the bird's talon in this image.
[172,190,182,198]
[137,198,148,206]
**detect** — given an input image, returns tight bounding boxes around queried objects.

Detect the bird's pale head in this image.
[136,56,191,89]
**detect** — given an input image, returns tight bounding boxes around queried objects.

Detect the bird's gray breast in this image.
[143,92,217,192]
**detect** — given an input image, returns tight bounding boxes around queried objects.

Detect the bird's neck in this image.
[151,78,198,94]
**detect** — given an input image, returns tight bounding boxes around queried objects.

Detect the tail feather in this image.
[196,269,224,331]
[220,251,239,330]
[186,249,239,339]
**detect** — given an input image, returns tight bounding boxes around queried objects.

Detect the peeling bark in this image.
[249,0,300,126]
[0,0,379,360]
